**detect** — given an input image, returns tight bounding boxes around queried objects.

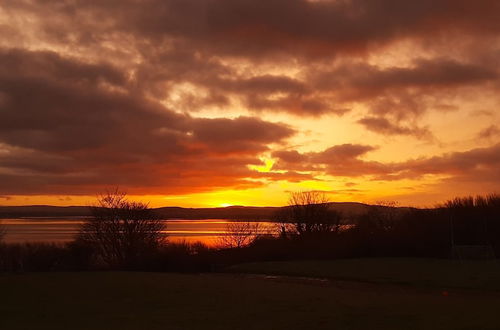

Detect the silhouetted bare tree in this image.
[278,191,342,237]
[357,200,402,233]
[78,190,166,268]
[218,221,261,248]
[441,194,500,246]
[353,200,404,250]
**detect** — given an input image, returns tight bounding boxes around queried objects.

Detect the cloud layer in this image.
[0,0,499,202]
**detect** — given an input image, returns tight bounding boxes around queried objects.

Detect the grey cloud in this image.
[0,49,296,195]
[357,117,434,140]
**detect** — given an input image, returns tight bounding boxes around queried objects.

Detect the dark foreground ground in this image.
[1,259,499,330]
[228,258,500,290]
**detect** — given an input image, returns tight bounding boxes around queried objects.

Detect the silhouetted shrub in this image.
[0,221,5,243]
[0,242,94,272]
[217,221,261,248]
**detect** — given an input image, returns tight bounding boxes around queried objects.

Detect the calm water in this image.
[0,218,277,247]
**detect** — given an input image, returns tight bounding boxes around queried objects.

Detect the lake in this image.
[0,218,278,247]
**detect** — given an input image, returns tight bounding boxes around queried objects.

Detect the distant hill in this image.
[153,206,280,220]
[0,206,92,218]
[0,202,414,221]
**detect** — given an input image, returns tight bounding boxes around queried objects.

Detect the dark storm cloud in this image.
[119,0,500,118]
[312,144,377,162]
[311,59,498,101]
[1,0,499,196]
[308,58,499,119]
[273,143,500,191]
[357,117,433,140]
[192,117,294,154]
[3,0,499,118]
[0,49,295,195]
[396,144,500,179]
[0,146,73,174]
[0,48,127,87]
[272,144,388,176]
[477,125,500,140]
[372,144,500,191]
[71,0,500,57]
[226,75,307,95]
[245,95,334,116]
[272,150,307,164]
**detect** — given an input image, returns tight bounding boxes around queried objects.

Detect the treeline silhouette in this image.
[0,192,499,273]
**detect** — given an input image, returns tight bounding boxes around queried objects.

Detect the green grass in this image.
[227,258,500,290]
[0,270,499,330]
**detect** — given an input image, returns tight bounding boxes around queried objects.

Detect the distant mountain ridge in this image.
[0,202,413,220]
[0,206,93,218]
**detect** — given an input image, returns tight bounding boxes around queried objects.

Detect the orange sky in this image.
[0,0,499,208]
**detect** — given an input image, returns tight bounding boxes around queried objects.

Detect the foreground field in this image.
[0,268,499,330]
[228,258,500,291]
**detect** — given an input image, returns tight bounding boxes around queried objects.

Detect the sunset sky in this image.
[1,0,499,207]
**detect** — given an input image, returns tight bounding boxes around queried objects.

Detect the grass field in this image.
[0,265,499,330]
[228,258,500,291]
